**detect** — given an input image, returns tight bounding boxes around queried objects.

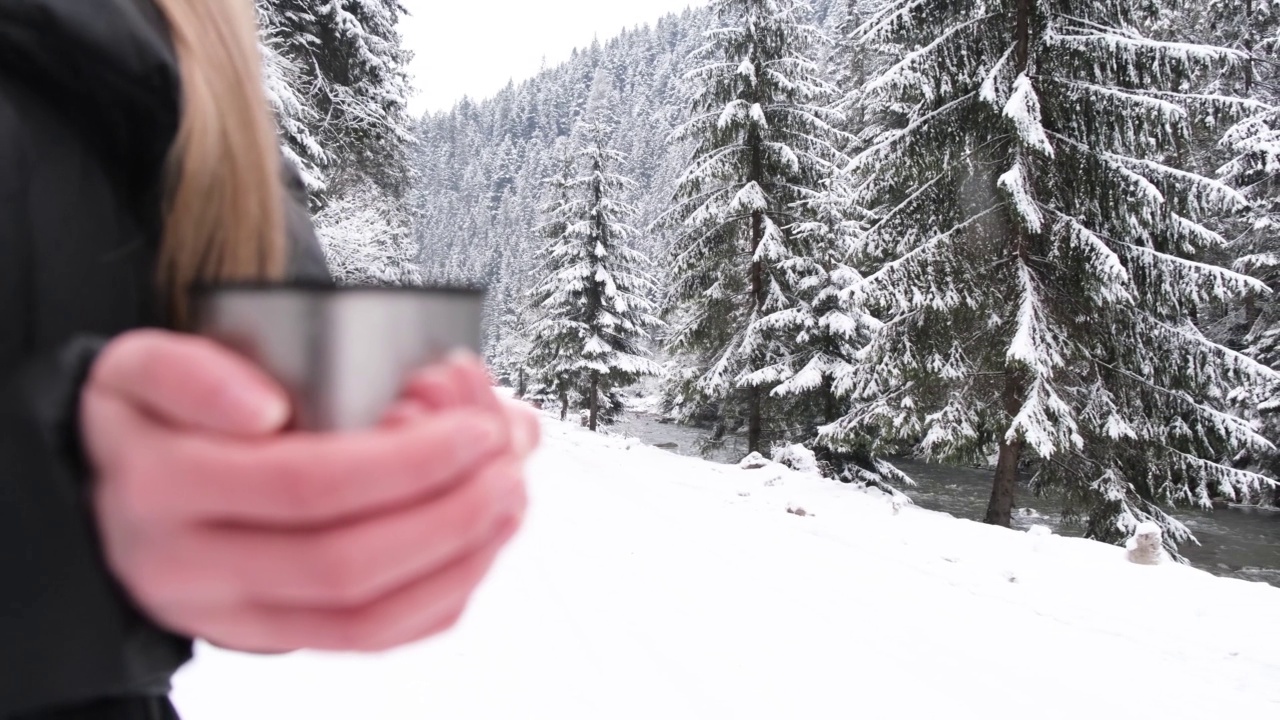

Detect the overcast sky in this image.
[399,0,711,117]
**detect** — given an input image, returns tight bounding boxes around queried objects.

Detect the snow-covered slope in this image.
[172,416,1280,719]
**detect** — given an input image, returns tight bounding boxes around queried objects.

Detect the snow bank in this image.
[173,417,1280,720]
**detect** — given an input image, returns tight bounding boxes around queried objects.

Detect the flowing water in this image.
[610,411,1280,587]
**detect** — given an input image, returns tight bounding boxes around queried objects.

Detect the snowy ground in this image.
[173,415,1280,719]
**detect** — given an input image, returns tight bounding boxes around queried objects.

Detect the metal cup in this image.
[192,284,485,432]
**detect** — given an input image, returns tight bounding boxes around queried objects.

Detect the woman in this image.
[0,1,536,718]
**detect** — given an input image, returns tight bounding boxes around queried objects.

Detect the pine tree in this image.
[821,0,1278,555]
[660,0,843,454]
[257,0,414,202]
[528,103,664,430]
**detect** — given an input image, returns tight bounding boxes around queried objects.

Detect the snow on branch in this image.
[1105,154,1248,214]
[1046,29,1248,66]
[864,13,999,97]
[1003,74,1054,159]
[978,47,1016,110]
[1110,319,1280,405]
[1047,213,1133,304]
[1005,376,1081,458]
[1115,241,1269,305]
[1045,78,1188,125]
[850,93,976,172]
[997,162,1045,233]
[854,0,943,45]
[1007,261,1064,377]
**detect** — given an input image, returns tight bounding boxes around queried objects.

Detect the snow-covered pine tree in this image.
[486,230,537,399]
[524,76,660,427]
[256,0,413,201]
[528,83,663,431]
[828,0,902,149]
[660,0,842,453]
[822,0,1278,555]
[255,0,418,288]
[1160,1,1280,339]
[828,0,871,114]
[767,178,916,495]
[485,207,542,392]
[765,186,863,426]
[751,0,912,488]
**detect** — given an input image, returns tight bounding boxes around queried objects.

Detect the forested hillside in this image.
[411,8,702,329]
[404,0,1280,556]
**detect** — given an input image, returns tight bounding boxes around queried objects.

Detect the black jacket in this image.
[0,1,329,717]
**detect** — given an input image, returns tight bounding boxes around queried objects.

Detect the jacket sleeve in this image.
[0,80,191,717]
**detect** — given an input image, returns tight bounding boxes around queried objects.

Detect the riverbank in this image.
[611,410,1280,586]
[174,413,1280,719]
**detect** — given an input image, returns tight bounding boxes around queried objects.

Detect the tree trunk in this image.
[985,438,1023,527]
[748,205,765,454]
[559,388,568,421]
[1245,0,1255,96]
[985,372,1026,527]
[588,375,600,432]
[1014,0,1030,67]
[748,386,762,453]
[516,368,526,399]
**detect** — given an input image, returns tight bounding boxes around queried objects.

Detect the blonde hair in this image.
[152,0,287,325]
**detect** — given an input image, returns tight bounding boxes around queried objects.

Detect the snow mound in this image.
[738,451,771,469]
[771,443,820,475]
[1126,522,1167,566]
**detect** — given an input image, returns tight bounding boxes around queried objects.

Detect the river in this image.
[610,411,1280,587]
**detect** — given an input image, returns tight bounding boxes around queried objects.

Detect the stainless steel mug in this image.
[192,285,485,432]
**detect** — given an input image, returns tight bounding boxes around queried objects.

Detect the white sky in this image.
[399,0,711,116]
